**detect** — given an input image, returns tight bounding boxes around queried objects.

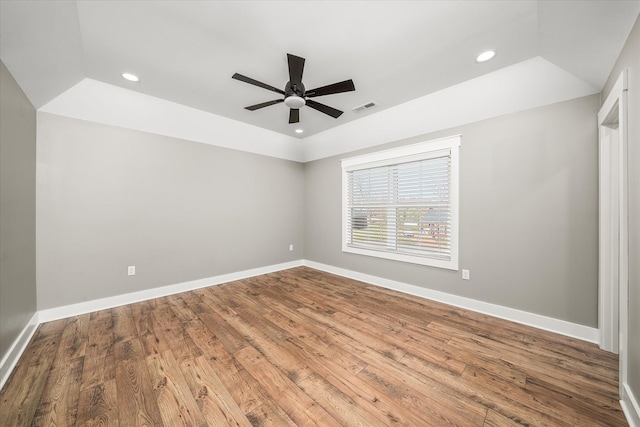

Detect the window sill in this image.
[342,245,458,270]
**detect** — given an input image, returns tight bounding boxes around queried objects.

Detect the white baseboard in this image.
[0,312,39,391]
[622,383,640,427]
[38,260,303,323]
[302,260,599,343]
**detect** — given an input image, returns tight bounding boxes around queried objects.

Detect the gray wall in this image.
[36,113,304,309]
[305,94,600,327]
[0,61,37,359]
[601,13,640,416]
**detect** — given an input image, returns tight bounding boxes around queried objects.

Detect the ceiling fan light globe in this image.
[284,95,306,109]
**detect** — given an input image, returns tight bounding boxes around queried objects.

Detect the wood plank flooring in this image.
[0,267,626,426]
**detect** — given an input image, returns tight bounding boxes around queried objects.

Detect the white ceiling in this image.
[1,1,639,140]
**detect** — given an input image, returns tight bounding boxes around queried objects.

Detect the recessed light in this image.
[475,50,496,63]
[122,72,140,82]
[295,129,304,134]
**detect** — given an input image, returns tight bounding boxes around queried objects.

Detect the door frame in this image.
[597,69,628,396]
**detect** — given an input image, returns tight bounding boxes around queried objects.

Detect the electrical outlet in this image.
[128,266,136,276]
[289,244,294,251]
[462,269,470,280]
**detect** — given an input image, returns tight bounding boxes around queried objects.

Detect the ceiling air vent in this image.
[352,101,378,113]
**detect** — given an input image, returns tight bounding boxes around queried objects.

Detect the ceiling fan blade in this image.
[287,54,305,87]
[232,73,285,95]
[306,79,355,98]
[305,99,343,119]
[289,108,300,124]
[245,99,284,111]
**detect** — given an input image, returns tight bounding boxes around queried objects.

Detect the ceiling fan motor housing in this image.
[285,81,305,97]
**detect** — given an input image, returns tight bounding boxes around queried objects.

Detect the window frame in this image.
[341,135,460,270]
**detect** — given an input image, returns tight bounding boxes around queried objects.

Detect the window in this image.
[341,135,460,269]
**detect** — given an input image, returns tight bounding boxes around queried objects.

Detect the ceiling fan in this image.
[232,53,355,124]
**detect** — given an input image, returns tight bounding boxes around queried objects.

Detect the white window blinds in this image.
[341,135,459,269]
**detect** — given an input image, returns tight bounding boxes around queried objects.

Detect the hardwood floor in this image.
[0,267,626,426]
